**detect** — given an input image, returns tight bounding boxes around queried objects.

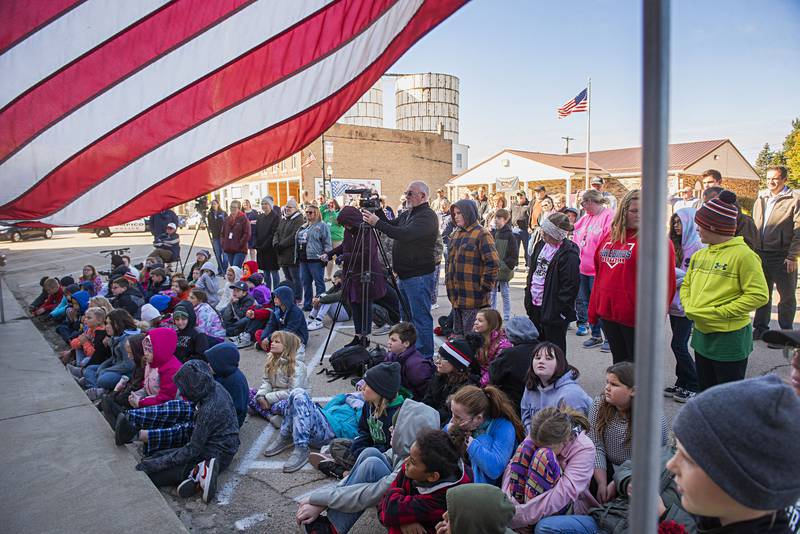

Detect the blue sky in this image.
[381,0,800,165]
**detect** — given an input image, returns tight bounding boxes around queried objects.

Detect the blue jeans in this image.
[398,273,434,358]
[266,270,280,290]
[282,265,301,301]
[534,515,599,534]
[576,274,602,338]
[327,447,393,534]
[300,261,326,309]
[670,314,699,392]
[212,238,228,274]
[83,365,124,390]
[280,389,335,448]
[491,281,511,321]
[225,251,246,268]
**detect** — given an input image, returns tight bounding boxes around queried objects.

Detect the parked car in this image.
[0,224,53,242]
[186,212,206,230]
[78,218,150,237]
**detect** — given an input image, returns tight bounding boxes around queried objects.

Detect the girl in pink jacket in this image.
[134,327,182,408]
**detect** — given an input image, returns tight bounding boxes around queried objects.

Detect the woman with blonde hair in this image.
[297,203,332,311]
[588,190,676,363]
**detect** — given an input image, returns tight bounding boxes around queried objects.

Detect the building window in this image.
[291,154,298,170]
[230,186,242,199]
[456,153,463,169]
[272,165,277,174]
[281,160,286,172]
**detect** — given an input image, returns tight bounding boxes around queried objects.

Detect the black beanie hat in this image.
[438,334,482,371]
[364,362,401,400]
[111,254,124,268]
[59,276,75,287]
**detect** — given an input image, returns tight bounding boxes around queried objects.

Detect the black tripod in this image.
[181,208,221,276]
[319,221,410,360]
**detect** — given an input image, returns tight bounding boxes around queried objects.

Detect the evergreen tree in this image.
[755,142,773,187]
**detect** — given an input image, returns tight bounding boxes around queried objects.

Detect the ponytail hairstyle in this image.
[595,362,636,444]
[266,330,300,380]
[529,403,590,446]
[414,427,468,481]
[475,308,504,368]
[610,189,640,243]
[449,385,525,443]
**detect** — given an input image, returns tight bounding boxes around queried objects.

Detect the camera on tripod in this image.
[194,196,209,215]
[344,188,381,212]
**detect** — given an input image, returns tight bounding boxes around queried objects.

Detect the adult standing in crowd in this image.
[149,222,180,264]
[297,204,332,311]
[430,188,448,212]
[671,186,695,213]
[255,197,280,290]
[221,200,250,269]
[362,181,439,358]
[588,190,676,363]
[704,185,758,250]
[511,190,531,267]
[150,208,179,238]
[274,199,305,301]
[320,198,343,282]
[445,199,500,336]
[572,190,614,347]
[475,186,490,223]
[528,185,551,232]
[589,177,617,211]
[242,199,259,262]
[207,199,227,275]
[752,166,800,341]
[694,168,723,207]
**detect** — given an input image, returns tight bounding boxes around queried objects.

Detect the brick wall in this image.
[301,123,453,208]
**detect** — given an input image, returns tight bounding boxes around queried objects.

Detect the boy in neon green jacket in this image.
[680,191,768,391]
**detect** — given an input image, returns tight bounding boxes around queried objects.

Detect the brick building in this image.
[449,138,760,208]
[212,123,453,211]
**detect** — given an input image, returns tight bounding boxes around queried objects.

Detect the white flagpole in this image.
[584,78,592,191]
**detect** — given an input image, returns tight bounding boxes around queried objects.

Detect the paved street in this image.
[0,227,794,533]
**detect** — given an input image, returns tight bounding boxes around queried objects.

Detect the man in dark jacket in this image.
[255,196,281,289]
[149,222,181,263]
[489,316,539,413]
[511,191,531,266]
[273,199,305,299]
[205,342,249,427]
[136,360,241,499]
[150,208,179,237]
[208,199,228,275]
[221,200,250,268]
[362,181,439,358]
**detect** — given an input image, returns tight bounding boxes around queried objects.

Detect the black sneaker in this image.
[753,328,767,341]
[304,516,334,534]
[344,336,360,347]
[317,459,346,480]
[672,388,697,403]
[663,386,680,397]
[114,413,137,446]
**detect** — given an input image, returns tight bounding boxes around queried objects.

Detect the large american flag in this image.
[0,0,465,227]
[558,88,589,118]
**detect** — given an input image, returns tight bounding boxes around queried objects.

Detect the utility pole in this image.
[561,136,575,154]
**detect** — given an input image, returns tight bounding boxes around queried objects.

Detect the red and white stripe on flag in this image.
[557,88,588,118]
[0,0,465,227]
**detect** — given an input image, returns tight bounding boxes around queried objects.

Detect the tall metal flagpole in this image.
[584,77,591,191]
[630,0,670,532]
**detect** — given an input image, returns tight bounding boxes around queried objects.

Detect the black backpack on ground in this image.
[319,345,371,382]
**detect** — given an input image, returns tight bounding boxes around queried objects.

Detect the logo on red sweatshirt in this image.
[599,242,635,269]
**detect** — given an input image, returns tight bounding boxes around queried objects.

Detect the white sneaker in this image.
[234,333,251,348]
[306,313,318,324]
[307,319,324,331]
[198,458,218,502]
[372,324,391,336]
[431,303,440,310]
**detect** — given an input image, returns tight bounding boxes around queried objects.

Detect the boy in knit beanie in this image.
[668,374,800,533]
[680,190,768,390]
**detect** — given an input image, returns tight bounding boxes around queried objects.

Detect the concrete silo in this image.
[338,79,383,128]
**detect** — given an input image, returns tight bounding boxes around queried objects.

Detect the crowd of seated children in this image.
[383,322,434,399]
[422,335,481,426]
[248,330,307,428]
[472,308,512,387]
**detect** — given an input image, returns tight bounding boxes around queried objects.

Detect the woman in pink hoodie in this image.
[134,327,182,408]
[572,190,614,348]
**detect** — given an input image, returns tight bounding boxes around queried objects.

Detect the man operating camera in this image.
[361,181,438,358]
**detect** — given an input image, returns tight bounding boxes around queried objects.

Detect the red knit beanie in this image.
[695,190,738,236]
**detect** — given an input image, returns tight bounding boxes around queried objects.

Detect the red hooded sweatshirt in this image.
[588,229,676,328]
[139,327,182,407]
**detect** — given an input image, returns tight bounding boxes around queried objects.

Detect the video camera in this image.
[194,196,209,215]
[344,188,381,212]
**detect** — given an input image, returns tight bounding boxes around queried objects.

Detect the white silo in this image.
[338,79,383,128]
[395,73,459,143]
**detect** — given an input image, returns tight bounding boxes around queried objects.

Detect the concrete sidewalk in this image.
[0,277,187,534]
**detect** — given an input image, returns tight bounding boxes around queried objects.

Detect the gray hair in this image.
[581,189,607,205]
[408,181,429,199]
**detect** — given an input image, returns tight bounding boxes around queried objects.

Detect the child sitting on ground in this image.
[171,277,192,302]
[79,264,103,296]
[172,301,209,363]
[65,307,109,373]
[130,327,182,408]
[135,360,241,504]
[221,281,256,345]
[194,262,220,308]
[205,342,249,427]
[473,308,512,387]
[48,276,75,321]
[31,277,63,317]
[189,289,225,341]
[256,285,308,352]
[306,269,351,331]
[56,289,90,343]
[246,273,271,306]
[187,250,211,283]
[384,322,435,399]
[422,335,481,426]
[378,427,472,534]
[248,330,307,428]
[215,265,242,312]
[144,268,171,300]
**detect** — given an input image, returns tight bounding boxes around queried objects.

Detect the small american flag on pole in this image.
[301,151,317,168]
[558,88,589,118]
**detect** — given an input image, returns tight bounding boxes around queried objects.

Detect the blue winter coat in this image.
[263,286,308,345]
[205,342,249,427]
[446,417,517,486]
